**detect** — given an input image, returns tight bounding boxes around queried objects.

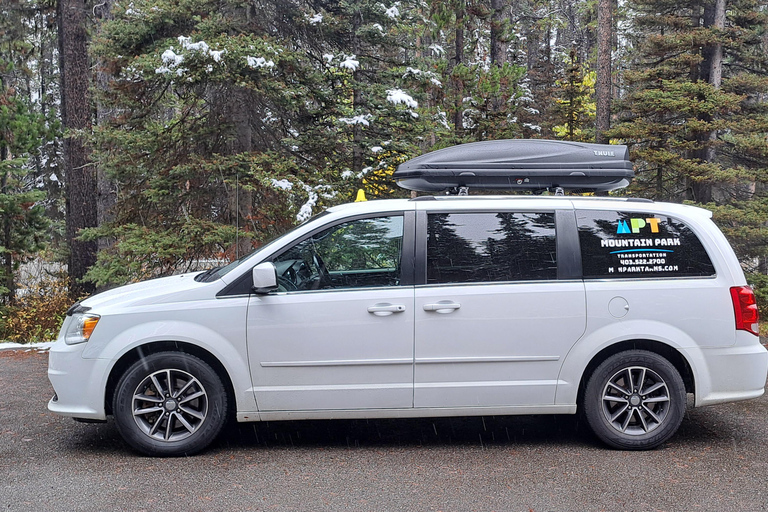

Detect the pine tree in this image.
[0,1,58,303]
[0,59,50,303]
[84,0,437,285]
[553,47,596,142]
[609,0,768,294]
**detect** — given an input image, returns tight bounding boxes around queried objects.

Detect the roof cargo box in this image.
[394,139,633,193]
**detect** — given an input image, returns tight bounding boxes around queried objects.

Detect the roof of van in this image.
[325,195,713,218]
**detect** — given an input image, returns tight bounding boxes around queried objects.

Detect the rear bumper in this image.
[690,342,768,407]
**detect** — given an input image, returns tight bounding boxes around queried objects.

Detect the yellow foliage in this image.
[362,151,408,198]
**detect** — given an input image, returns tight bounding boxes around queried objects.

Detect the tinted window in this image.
[272,216,403,290]
[577,210,715,279]
[427,212,557,284]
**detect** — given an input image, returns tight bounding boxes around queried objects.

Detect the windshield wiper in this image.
[194,267,221,282]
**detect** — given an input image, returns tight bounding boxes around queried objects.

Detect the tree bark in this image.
[95,0,117,256]
[705,0,725,166]
[688,0,725,204]
[595,0,612,144]
[450,0,466,137]
[0,146,13,304]
[58,0,97,298]
[490,0,507,67]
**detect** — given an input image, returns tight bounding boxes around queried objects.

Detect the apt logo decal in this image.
[617,218,661,234]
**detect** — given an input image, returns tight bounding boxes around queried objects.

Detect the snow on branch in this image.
[155,36,231,75]
[338,115,373,126]
[386,89,418,109]
[383,3,400,19]
[339,55,360,71]
[246,56,275,69]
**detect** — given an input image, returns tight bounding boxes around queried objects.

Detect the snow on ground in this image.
[0,341,54,352]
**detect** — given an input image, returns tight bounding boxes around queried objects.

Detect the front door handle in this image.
[367,303,406,316]
[423,301,461,314]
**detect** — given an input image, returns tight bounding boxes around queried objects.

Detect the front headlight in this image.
[64,313,101,345]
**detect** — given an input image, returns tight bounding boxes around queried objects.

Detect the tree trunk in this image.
[95,0,117,256]
[0,146,13,304]
[490,0,507,67]
[451,0,466,137]
[688,0,725,204]
[595,0,612,144]
[352,10,364,175]
[58,0,97,298]
[229,88,254,259]
[705,0,725,165]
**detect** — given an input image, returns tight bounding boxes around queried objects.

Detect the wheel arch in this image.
[104,341,236,418]
[576,339,695,409]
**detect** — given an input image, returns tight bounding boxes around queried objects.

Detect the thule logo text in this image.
[593,150,615,157]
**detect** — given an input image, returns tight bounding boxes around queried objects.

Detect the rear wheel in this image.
[583,350,686,450]
[112,351,228,456]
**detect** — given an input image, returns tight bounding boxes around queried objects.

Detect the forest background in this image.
[1,0,768,342]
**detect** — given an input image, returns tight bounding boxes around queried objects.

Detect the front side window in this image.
[427,212,557,284]
[271,216,404,291]
[577,210,716,279]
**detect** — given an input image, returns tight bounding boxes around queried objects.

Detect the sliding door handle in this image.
[422,301,461,314]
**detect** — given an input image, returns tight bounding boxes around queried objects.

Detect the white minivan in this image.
[48,140,768,456]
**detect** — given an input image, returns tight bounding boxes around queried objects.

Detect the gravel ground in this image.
[1,350,767,512]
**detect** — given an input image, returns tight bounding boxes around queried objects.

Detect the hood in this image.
[79,272,220,313]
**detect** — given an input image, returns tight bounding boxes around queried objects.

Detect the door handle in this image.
[367,303,406,316]
[422,301,461,314]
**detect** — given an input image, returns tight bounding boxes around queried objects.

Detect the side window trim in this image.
[414,210,428,285]
[400,210,417,286]
[555,209,582,280]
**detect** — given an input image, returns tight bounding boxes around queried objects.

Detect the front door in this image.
[247,214,415,411]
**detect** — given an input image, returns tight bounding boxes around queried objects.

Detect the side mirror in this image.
[252,262,278,294]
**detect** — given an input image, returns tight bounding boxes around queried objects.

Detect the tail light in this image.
[730,286,760,336]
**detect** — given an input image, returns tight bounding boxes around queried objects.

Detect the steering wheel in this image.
[276,275,298,292]
[312,252,332,288]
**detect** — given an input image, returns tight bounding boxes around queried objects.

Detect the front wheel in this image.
[112,351,228,456]
[583,350,686,450]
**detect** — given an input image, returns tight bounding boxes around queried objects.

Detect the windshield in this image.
[195,211,332,282]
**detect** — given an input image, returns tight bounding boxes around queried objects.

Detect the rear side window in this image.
[577,210,715,279]
[427,212,557,284]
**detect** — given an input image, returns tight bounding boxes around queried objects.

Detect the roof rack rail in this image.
[395,139,634,194]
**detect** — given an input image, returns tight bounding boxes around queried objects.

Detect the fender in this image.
[555,319,709,406]
[83,316,257,416]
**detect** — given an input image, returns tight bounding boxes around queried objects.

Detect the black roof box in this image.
[394,139,633,193]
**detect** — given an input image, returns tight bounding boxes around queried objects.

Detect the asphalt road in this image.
[2,349,767,512]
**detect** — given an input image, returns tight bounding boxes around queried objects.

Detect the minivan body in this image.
[48,195,768,455]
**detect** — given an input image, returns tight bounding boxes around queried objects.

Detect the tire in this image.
[583,350,686,450]
[112,351,228,456]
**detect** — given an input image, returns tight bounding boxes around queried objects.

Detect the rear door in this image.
[413,207,587,408]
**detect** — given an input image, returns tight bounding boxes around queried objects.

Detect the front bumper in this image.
[47,340,110,421]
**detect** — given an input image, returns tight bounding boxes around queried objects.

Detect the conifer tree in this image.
[0,60,50,303]
[85,0,436,285]
[609,0,768,280]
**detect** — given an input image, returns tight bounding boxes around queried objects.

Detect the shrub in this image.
[0,279,71,343]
